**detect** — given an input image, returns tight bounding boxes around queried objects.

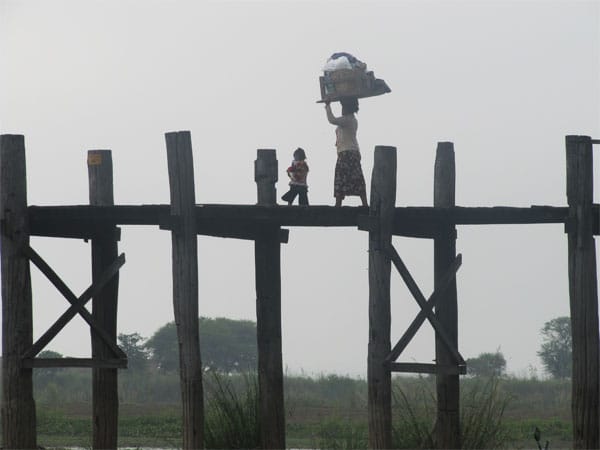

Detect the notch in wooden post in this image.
[254,149,278,205]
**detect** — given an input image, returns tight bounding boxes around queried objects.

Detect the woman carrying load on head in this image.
[324,97,368,207]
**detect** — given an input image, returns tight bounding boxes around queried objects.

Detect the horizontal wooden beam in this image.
[395,205,570,225]
[196,225,289,243]
[30,226,121,241]
[21,357,127,369]
[27,204,579,238]
[388,362,466,375]
[159,217,289,243]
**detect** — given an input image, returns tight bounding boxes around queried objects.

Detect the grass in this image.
[31,373,572,449]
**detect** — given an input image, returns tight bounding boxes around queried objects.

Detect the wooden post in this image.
[88,150,120,450]
[166,131,204,449]
[368,145,396,449]
[0,134,37,449]
[254,149,285,449]
[433,142,460,449]
[566,135,599,450]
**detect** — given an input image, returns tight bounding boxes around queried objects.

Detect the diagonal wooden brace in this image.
[385,245,464,365]
[21,246,126,360]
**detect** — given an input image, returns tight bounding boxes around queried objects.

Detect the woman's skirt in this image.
[334,150,366,197]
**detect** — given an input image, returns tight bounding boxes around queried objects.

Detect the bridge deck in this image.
[26,203,581,240]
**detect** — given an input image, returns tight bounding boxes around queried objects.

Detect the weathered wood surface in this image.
[434,142,460,449]
[166,131,204,450]
[88,150,121,450]
[28,204,575,238]
[21,247,125,360]
[385,253,462,364]
[1,134,37,448]
[255,148,278,205]
[368,146,396,449]
[389,362,466,375]
[254,149,286,449]
[566,135,599,450]
[22,357,127,369]
[161,218,290,243]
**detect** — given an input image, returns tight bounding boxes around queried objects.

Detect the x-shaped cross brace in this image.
[20,245,126,361]
[384,244,465,368]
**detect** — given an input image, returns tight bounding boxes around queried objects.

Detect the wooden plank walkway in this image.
[28,204,580,240]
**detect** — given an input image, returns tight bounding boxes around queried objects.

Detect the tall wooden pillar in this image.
[565,135,599,450]
[166,131,204,449]
[88,150,120,449]
[0,134,37,449]
[433,142,460,448]
[368,145,396,449]
[254,149,285,449]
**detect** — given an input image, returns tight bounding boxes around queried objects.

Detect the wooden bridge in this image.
[1,132,598,449]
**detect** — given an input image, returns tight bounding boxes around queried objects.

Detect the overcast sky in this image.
[1,0,599,378]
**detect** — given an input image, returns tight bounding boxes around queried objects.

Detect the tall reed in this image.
[203,371,260,449]
[392,376,510,449]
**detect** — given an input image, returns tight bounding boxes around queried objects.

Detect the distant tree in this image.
[146,317,257,372]
[466,351,506,377]
[537,316,572,379]
[33,350,64,388]
[118,332,150,371]
[38,350,63,359]
[145,322,178,372]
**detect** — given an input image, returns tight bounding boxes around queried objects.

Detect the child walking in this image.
[281,147,309,205]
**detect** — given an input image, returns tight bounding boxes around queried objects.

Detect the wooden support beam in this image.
[29,225,121,241]
[21,247,126,360]
[0,134,37,448]
[166,131,204,450]
[389,362,466,375]
[434,142,460,449]
[195,224,289,243]
[22,357,127,369]
[385,253,462,363]
[254,149,286,449]
[368,146,396,449]
[566,135,599,450]
[88,149,120,450]
[28,203,575,236]
[395,205,570,226]
[359,214,443,239]
[159,217,290,243]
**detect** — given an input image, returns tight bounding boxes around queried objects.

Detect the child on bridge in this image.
[281,147,309,205]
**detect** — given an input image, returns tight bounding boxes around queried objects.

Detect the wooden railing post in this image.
[166,131,204,449]
[88,150,120,450]
[368,145,396,449]
[254,149,285,449]
[566,135,599,450]
[0,134,37,449]
[433,142,460,449]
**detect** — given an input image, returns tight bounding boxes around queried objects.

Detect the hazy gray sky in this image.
[1,0,599,377]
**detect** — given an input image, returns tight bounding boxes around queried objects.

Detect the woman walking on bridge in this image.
[325,97,368,207]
